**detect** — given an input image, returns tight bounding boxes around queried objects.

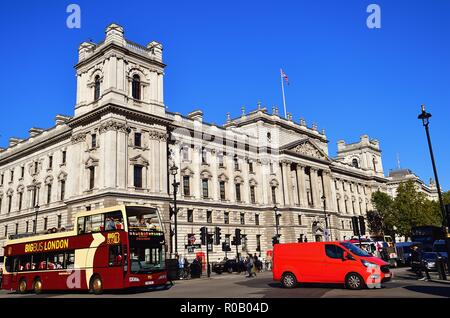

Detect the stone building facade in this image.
[0,24,389,261]
[386,168,439,201]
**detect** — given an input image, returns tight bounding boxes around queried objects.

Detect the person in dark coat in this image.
[411,245,431,280]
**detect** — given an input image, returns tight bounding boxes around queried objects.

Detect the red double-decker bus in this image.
[1,205,167,294]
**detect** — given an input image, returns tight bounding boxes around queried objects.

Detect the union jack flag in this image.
[280,69,289,85]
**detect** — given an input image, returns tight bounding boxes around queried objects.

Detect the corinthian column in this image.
[310,167,321,209]
[296,164,307,208]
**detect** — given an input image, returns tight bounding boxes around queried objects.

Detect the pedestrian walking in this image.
[179,255,185,280]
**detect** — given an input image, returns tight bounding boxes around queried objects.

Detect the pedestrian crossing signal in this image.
[200,227,207,245]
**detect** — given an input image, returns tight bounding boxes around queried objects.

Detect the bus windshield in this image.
[126,206,166,273]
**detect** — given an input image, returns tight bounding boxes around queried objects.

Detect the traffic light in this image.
[207,233,214,245]
[200,227,207,245]
[351,216,360,236]
[272,235,279,245]
[214,227,222,245]
[235,229,242,245]
[358,216,366,236]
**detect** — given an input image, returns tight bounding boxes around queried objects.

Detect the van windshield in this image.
[340,242,370,257]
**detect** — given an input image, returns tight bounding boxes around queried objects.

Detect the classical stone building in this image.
[386,168,439,201]
[0,24,389,262]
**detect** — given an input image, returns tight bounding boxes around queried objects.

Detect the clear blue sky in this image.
[0,0,449,190]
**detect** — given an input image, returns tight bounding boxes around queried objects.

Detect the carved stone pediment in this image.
[283,139,329,161]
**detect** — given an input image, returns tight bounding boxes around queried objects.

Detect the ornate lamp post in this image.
[170,163,180,255]
[273,205,281,244]
[33,203,40,234]
[418,105,450,275]
[321,194,331,241]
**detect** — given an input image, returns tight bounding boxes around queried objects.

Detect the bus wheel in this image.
[90,275,103,295]
[281,272,297,288]
[345,273,364,290]
[17,279,28,294]
[33,279,43,294]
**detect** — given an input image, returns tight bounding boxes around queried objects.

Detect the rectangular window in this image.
[44,217,48,231]
[240,213,245,225]
[92,134,97,148]
[109,245,123,267]
[183,176,190,196]
[271,186,277,204]
[250,186,256,204]
[337,198,341,213]
[182,146,189,161]
[47,184,52,204]
[25,221,29,233]
[21,167,25,178]
[207,211,212,223]
[298,214,302,225]
[202,179,209,198]
[62,151,67,164]
[256,235,261,252]
[4,225,8,237]
[57,215,62,228]
[270,162,274,174]
[34,162,38,174]
[18,193,23,210]
[224,212,229,224]
[10,170,14,182]
[255,214,260,226]
[249,161,254,173]
[341,220,345,229]
[134,166,143,188]
[202,147,207,164]
[219,181,226,200]
[89,167,95,190]
[134,132,142,147]
[187,209,194,223]
[60,180,66,200]
[15,223,18,235]
[0,197,2,213]
[218,153,224,167]
[0,173,3,185]
[235,183,241,202]
[8,196,12,213]
[49,155,53,169]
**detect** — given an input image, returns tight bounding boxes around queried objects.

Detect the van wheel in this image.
[345,273,364,290]
[281,272,297,288]
[17,279,27,294]
[33,279,43,294]
[90,275,103,295]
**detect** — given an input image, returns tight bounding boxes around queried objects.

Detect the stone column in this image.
[281,161,291,206]
[323,171,334,211]
[296,165,307,208]
[310,168,321,209]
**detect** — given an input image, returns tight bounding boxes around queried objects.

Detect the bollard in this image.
[436,257,447,281]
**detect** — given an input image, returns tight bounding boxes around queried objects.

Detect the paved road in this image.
[0,268,449,298]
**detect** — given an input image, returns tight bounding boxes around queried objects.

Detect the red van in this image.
[273,242,392,290]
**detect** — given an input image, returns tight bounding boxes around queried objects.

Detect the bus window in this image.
[108,245,122,266]
[18,255,32,271]
[66,251,75,269]
[77,217,85,234]
[91,214,104,232]
[104,211,124,231]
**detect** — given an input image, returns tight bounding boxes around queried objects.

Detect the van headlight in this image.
[361,259,377,267]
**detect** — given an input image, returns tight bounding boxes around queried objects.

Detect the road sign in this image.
[185,244,201,249]
[188,234,196,245]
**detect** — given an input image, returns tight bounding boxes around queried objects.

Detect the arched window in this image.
[94,75,101,101]
[352,158,359,168]
[132,74,141,100]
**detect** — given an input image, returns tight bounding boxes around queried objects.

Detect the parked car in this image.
[273,242,391,290]
[212,259,245,274]
[421,252,446,272]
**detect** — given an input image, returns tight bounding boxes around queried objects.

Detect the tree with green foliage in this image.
[371,180,442,240]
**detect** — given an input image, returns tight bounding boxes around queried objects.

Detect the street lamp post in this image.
[418,104,450,276]
[321,195,331,241]
[274,205,279,237]
[33,203,40,234]
[170,163,180,255]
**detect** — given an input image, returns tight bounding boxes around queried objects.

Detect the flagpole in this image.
[280,68,287,119]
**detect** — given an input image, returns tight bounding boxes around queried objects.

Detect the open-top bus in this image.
[1,205,167,294]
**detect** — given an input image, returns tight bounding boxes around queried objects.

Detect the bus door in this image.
[123,244,128,278]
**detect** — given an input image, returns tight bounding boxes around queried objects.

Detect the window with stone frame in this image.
[134,165,143,188]
[49,155,53,169]
[62,150,67,164]
[187,209,194,223]
[181,146,189,161]
[219,181,226,200]
[94,75,101,101]
[255,214,260,226]
[60,179,66,201]
[202,178,209,198]
[256,235,261,252]
[271,186,277,204]
[224,212,229,224]
[134,132,142,148]
[183,176,190,196]
[201,147,208,164]
[234,155,239,171]
[89,166,95,190]
[18,192,23,211]
[235,183,241,202]
[132,74,141,100]
[250,185,256,204]
[240,212,245,225]
[218,152,224,167]
[248,161,254,173]
[91,134,97,148]
[207,210,212,223]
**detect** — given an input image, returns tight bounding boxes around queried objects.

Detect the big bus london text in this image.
[1,205,167,294]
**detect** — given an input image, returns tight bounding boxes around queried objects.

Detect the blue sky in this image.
[0,0,449,190]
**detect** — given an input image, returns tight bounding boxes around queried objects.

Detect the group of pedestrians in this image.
[244,254,262,278]
[175,254,203,280]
